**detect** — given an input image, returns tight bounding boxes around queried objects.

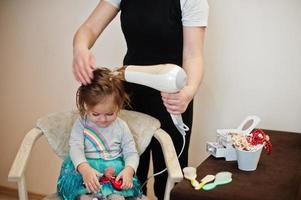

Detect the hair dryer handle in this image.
[170,114,190,133]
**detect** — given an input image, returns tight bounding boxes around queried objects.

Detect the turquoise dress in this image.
[57,123,142,200]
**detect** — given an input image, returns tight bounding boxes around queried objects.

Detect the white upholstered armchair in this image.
[8,110,183,200]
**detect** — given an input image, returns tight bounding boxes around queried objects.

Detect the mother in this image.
[72,0,209,199]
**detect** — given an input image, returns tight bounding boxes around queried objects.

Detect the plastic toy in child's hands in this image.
[99,176,123,191]
[82,167,123,191]
[99,167,123,191]
[104,167,115,178]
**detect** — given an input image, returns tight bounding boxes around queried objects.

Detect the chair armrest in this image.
[153,128,183,182]
[8,128,43,182]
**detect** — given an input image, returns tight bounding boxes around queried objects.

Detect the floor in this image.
[0,186,44,200]
[0,193,43,200]
[0,194,18,200]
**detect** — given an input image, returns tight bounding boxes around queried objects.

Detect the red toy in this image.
[99,167,123,190]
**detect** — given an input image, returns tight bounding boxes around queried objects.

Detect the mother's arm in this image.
[73,1,119,84]
[161,27,206,114]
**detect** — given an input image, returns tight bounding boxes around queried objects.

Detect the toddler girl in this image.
[57,68,142,200]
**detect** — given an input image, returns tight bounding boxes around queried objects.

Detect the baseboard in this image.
[0,185,45,199]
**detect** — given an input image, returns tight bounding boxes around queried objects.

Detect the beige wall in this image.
[191,0,301,166]
[0,0,300,198]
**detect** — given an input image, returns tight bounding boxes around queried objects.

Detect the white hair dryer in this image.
[118,63,189,181]
[124,64,187,93]
[120,63,189,135]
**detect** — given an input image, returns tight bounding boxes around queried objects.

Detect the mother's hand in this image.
[161,86,194,115]
[72,48,95,85]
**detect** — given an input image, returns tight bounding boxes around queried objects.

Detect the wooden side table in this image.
[170,130,301,200]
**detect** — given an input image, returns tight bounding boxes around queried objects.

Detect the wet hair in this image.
[76,67,130,117]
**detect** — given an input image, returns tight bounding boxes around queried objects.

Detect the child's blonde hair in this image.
[76,68,130,117]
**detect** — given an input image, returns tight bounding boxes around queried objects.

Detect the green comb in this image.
[202,171,232,190]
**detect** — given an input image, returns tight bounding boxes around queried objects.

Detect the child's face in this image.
[86,95,119,128]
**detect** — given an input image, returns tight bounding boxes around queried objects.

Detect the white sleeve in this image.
[119,120,139,172]
[181,0,209,27]
[69,118,87,169]
[104,0,121,9]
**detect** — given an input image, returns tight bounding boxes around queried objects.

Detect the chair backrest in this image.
[36,110,160,159]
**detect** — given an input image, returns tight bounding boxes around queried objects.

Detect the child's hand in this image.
[116,166,135,189]
[78,162,102,193]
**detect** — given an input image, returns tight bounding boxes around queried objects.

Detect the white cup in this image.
[236,145,263,171]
